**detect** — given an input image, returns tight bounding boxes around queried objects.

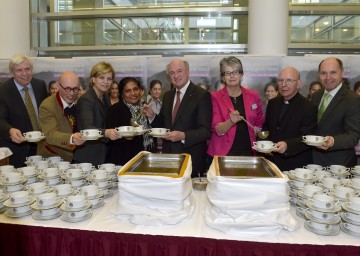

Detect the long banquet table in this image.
[0,190,359,256]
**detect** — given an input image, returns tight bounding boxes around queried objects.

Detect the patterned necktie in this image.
[317,92,331,122]
[172,91,181,124]
[22,87,40,131]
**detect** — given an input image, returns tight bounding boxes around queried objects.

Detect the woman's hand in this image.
[105,128,121,140]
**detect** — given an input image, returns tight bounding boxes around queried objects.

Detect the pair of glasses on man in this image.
[59,82,80,93]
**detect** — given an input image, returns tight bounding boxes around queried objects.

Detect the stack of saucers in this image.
[340,196,360,237]
[62,168,87,188]
[86,169,113,198]
[78,185,105,209]
[18,166,39,185]
[0,189,8,213]
[60,195,92,222]
[294,184,324,218]
[31,192,63,220]
[38,167,63,187]
[0,171,27,194]
[53,183,78,199]
[303,193,341,236]
[3,191,35,218]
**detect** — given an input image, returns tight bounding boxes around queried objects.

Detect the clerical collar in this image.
[284,100,289,104]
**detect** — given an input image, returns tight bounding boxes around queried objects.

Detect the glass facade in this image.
[30,0,360,56]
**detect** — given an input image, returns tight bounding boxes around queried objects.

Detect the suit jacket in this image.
[37,93,76,162]
[0,78,48,167]
[72,87,110,166]
[152,82,212,176]
[106,100,144,165]
[311,85,360,167]
[207,86,263,156]
[263,93,317,171]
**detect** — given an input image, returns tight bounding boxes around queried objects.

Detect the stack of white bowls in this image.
[78,185,105,209]
[86,169,113,198]
[0,189,8,213]
[18,166,39,185]
[60,194,92,222]
[62,168,87,188]
[340,196,360,236]
[38,167,63,187]
[31,192,63,220]
[3,190,35,218]
[0,167,27,194]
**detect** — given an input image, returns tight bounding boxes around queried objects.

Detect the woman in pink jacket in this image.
[207,56,264,160]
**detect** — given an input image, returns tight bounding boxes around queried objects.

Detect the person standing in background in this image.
[38,72,86,162]
[312,57,360,167]
[307,81,322,100]
[263,80,278,113]
[72,62,119,166]
[48,80,59,96]
[109,80,120,105]
[144,59,212,177]
[0,55,48,167]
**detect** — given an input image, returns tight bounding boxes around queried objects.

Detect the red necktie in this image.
[172,91,181,124]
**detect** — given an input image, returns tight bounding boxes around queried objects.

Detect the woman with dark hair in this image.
[263,80,278,113]
[109,81,120,105]
[307,81,322,100]
[106,77,153,165]
[147,79,162,114]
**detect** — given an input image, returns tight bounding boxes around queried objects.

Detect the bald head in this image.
[58,71,80,104]
[277,66,301,101]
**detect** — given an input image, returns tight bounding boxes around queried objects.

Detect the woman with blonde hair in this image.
[72,62,119,165]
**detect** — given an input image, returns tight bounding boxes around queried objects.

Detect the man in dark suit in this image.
[263,66,317,171]
[0,55,48,167]
[311,57,360,167]
[144,59,212,177]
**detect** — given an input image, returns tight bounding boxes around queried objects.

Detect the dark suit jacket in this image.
[152,82,212,176]
[311,85,360,167]
[263,93,317,171]
[72,87,110,166]
[106,100,144,165]
[0,78,48,167]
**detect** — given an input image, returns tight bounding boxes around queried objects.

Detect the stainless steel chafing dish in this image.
[214,156,283,178]
[118,152,190,178]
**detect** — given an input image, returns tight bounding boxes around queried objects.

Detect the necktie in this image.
[317,92,331,122]
[172,91,181,124]
[22,87,40,131]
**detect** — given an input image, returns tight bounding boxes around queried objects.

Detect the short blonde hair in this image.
[89,62,115,87]
[9,55,32,73]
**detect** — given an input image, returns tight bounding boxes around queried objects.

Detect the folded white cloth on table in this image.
[204,159,299,236]
[112,151,195,226]
[0,147,12,160]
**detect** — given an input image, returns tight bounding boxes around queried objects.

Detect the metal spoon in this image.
[130,98,153,127]
[238,115,269,139]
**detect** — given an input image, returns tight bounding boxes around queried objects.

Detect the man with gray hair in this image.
[0,55,48,167]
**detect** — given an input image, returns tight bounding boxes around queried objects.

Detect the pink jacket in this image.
[207,86,264,156]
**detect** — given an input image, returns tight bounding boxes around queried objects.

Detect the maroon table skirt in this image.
[0,223,359,256]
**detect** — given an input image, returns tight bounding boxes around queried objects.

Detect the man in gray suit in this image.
[144,59,212,177]
[0,55,48,167]
[311,57,360,167]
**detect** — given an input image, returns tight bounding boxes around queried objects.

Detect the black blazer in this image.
[263,93,317,171]
[152,82,212,176]
[0,78,48,167]
[72,87,110,166]
[311,85,360,167]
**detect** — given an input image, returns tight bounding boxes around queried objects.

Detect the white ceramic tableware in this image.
[42,168,60,178]
[343,222,360,233]
[306,221,336,232]
[331,186,357,199]
[115,126,134,133]
[93,180,111,188]
[26,182,48,194]
[34,160,49,170]
[65,179,86,187]
[38,208,60,216]
[292,168,315,180]
[98,163,116,173]
[343,211,360,222]
[253,140,275,150]
[299,184,323,198]
[23,131,43,140]
[26,155,43,164]
[65,168,84,179]
[0,165,15,174]
[347,196,360,211]
[304,164,325,172]
[80,129,102,137]
[53,184,73,196]
[150,128,170,135]
[321,177,341,189]
[78,163,95,173]
[44,177,62,186]
[47,156,62,165]
[1,172,23,183]
[327,165,349,175]
[66,195,86,209]
[64,209,91,219]
[90,170,108,180]
[9,191,31,204]
[302,135,327,144]
[80,185,99,197]
[349,178,360,190]
[306,208,339,220]
[12,205,32,214]
[36,192,58,206]
[308,194,339,209]
[314,170,332,180]
[18,166,37,176]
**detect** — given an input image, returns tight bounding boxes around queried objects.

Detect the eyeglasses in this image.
[222,70,243,77]
[59,82,80,93]
[277,79,299,85]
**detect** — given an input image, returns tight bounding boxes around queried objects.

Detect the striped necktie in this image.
[317,92,331,122]
[22,87,40,131]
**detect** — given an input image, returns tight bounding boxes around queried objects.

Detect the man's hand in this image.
[273,141,287,154]
[9,128,26,144]
[72,132,87,146]
[317,136,334,150]
[162,131,185,142]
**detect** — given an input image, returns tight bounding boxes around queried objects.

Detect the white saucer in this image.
[135,130,150,136]
[304,222,340,236]
[31,199,63,210]
[61,211,93,223]
[4,208,34,218]
[0,177,28,186]
[0,195,9,202]
[25,136,46,143]
[306,200,341,213]
[340,212,360,226]
[251,145,275,154]
[302,140,324,147]
[37,175,61,180]
[3,197,36,208]
[86,175,112,183]
[102,190,113,199]
[85,190,104,200]
[84,135,103,141]
[297,190,312,199]
[340,223,360,237]
[57,190,79,199]
[296,208,306,219]
[61,174,87,181]
[32,209,63,220]
[148,132,166,138]
[304,211,341,225]
[116,131,137,137]
[60,201,92,212]
[0,206,7,213]
[327,192,349,202]
[342,202,360,215]
[91,199,105,209]
[286,172,317,183]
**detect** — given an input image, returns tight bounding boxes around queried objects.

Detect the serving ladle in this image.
[130,98,153,127]
[239,116,269,139]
